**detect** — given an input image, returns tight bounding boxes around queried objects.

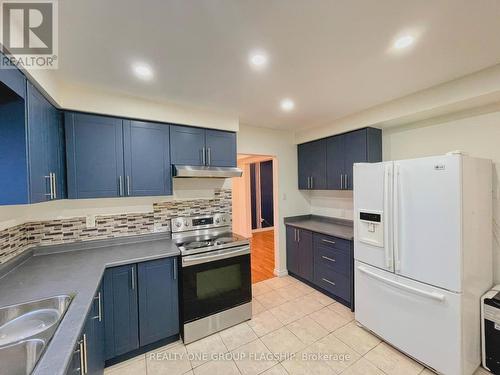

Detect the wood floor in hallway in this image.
[250,229,275,284]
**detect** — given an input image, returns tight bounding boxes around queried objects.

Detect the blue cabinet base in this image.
[104,334,179,367]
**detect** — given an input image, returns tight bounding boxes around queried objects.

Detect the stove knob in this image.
[183,220,189,227]
[175,221,182,228]
[215,218,221,224]
[222,217,227,223]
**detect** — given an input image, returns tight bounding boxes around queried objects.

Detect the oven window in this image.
[197,264,242,299]
[182,254,251,323]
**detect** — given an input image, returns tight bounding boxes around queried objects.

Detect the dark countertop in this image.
[0,233,180,375]
[284,215,354,240]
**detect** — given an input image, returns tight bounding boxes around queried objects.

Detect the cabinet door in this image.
[27,82,50,203]
[65,113,124,199]
[138,258,179,346]
[286,226,299,275]
[297,229,313,282]
[47,107,66,200]
[170,125,205,166]
[326,135,344,190]
[343,129,368,190]
[297,143,310,190]
[87,283,104,375]
[123,121,172,197]
[297,140,327,190]
[205,129,237,167]
[103,265,139,360]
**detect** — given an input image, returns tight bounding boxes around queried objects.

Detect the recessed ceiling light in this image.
[280,98,295,112]
[132,63,154,80]
[393,35,415,50]
[249,51,268,69]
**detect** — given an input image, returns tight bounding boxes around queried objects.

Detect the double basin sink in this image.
[0,295,73,375]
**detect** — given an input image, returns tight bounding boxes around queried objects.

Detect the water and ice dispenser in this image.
[357,211,384,247]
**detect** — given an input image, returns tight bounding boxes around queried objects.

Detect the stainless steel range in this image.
[172,213,252,344]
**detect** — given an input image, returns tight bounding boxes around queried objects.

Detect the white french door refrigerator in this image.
[353,154,493,375]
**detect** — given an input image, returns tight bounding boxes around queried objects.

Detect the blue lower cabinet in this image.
[103,264,139,359]
[103,258,180,363]
[66,283,105,375]
[138,258,179,346]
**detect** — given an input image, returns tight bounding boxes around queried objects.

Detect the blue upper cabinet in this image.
[171,125,237,167]
[205,129,237,167]
[297,127,382,191]
[137,258,179,346]
[0,74,65,205]
[298,139,327,190]
[65,113,124,199]
[123,121,172,196]
[326,127,382,190]
[170,125,205,166]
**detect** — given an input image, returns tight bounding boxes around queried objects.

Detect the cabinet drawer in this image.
[313,233,351,253]
[314,264,351,303]
[314,246,350,277]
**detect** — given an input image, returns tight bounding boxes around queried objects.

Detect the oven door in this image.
[181,245,252,324]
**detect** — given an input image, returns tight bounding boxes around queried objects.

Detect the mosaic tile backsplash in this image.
[0,189,231,264]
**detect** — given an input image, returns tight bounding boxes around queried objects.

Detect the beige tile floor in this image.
[105,276,491,375]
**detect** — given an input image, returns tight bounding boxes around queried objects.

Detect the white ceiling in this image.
[58,0,500,130]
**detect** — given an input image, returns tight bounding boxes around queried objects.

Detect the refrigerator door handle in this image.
[393,164,401,272]
[383,164,393,270]
[357,265,446,302]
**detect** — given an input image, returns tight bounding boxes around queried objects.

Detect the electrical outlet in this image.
[86,215,96,228]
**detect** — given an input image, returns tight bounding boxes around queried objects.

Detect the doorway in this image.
[232,154,277,284]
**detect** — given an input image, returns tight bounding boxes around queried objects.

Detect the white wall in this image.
[383,108,500,283]
[237,124,310,275]
[307,190,353,220]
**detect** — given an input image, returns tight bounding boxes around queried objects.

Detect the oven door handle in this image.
[182,245,250,267]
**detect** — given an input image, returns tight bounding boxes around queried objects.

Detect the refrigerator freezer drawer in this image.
[355,261,463,375]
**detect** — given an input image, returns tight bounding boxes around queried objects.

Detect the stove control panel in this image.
[171,213,231,233]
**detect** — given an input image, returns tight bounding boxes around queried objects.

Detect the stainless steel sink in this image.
[0,295,73,374]
[0,339,45,375]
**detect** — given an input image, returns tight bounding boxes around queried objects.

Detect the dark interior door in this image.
[259,160,274,228]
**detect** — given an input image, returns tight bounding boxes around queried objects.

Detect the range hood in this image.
[173,165,243,178]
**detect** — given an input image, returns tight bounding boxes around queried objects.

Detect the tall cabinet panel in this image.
[170,125,206,166]
[123,121,171,196]
[65,113,124,199]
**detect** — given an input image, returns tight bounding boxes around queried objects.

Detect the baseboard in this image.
[274,268,288,277]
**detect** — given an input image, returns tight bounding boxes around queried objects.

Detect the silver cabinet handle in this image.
[131,266,135,290]
[202,147,206,165]
[311,176,314,189]
[322,255,336,263]
[322,239,336,245]
[44,173,54,199]
[345,174,349,189]
[118,176,124,196]
[322,278,336,286]
[82,333,88,374]
[173,258,177,280]
[92,292,102,321]
[52,173,57,199]
[294,228,297,242]
[297,229,300,242]
[78,339,85,375]
[126,176,131,196]
[340,174,343,190]
[207,147,211,166]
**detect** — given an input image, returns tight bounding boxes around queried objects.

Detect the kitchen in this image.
[1,2,500,375]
